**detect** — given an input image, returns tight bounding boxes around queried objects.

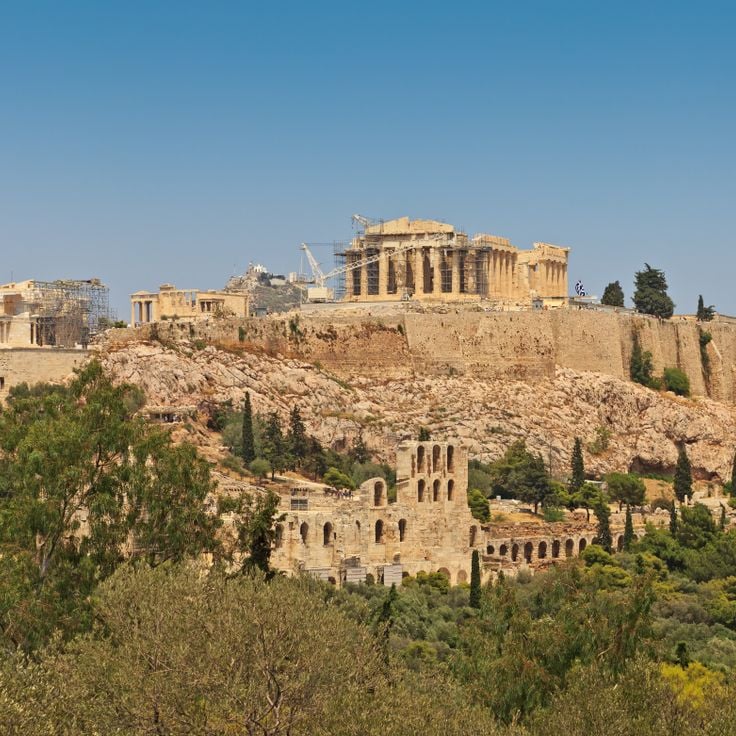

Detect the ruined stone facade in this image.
[269,439,624,586]
[130,284,249,325]
[341,217,569,304]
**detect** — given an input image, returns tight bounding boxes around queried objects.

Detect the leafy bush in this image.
[468,488,490,522]
[663,367,691,397]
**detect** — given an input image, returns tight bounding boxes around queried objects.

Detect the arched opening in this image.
[579,538,587,554]
[418,479,426,502]
[447,479,455,501]
[375,520,385,544]
[373,481,385,507]
[274,524,283,549]
[433,479,440,502]
[551,539,560,558]
[511,543,519,561]
[417,445,426,472]
[499,544,508,557]
[617,535,624,552]
[565,538,574,557]
[447,445,455,472]
[524,542,533,563]
[432,445,441,473]
[487,545,495,555]
[538,541,547,559]
[323,522,333,546]
[469,525,478,547]
[300,522,309,545]
[457,570,468,584]
[437,567,450,579]
[399,518,407,542]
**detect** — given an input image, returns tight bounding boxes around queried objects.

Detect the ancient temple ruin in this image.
[336,217,569,304]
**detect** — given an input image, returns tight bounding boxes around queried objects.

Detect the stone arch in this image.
[447,479,455,501]
[418,479,426,502]
[373,480,385,506]
[511,543,519,561]
[300,522,309,544]
[565,538,574,557]
[323,522,333,546]
[551,539,560,558]
[578,538,587,554]
[375,520,385,544]
[417,445,426,473]
[538,541,547,559]
[469,525,478,547]
[433,479,440,502]
[524,542,533,563]
[616,535,624,552]
[437,567,450,579]
[432,445,441,472]
[457,570,468,584]
[274,524,283,549]
[447,445,455,472]
[487,544,495,555]
[499,543,508,557]
[399,518,407,542]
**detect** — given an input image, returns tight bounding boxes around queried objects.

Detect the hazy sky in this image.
[2,1,734,318]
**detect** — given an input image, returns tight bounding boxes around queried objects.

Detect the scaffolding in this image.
[25,279,110,347]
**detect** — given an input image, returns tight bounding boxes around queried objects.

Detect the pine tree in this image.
[594,501,613,553]
[349,429,370,464]
[633,263,674,318]
[570,437,585,492]
[470,550,482,608]
[287,405,308,468]
[669,504,678,535]
[241,392,255,465]
[673,447,693,503]
[623,505,634,550]
[263,412,286,480]
[601,280,625,307]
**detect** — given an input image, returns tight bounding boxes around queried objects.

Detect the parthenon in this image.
[339,217,569,304]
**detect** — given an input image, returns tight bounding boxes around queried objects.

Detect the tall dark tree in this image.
[241,392,256,465]
[696,295,716,321]
[569,437,585,493]
[601,280,625,307]
[263,412,286,480]
[237,490,283,576]
[731,450,736,496]
[470,550,482,609]
[669,504,678,535]
[623,505,634,550]
[349,429,371,465]
[633,264,674,319]
[377,583,398,663]
[287,405,308,467]
[720,504,727,531]
[673,447,693,503]
[594,500,613,553]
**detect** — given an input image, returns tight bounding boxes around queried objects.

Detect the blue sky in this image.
[1,1,734,318]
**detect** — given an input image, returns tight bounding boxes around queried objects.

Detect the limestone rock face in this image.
[98,338,736,482]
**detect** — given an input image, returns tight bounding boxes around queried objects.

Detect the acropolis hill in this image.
[96,306,736,482]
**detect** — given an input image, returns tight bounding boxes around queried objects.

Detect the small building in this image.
[130,284,249,325]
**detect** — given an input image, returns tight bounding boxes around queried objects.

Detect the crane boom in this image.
[300,243,326,287]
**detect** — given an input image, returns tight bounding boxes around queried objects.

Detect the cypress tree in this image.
[594,501,613,553]
[287,405,308,467]
[673,447,693,503]
[697,295,705,321]
[241,392,255,465]
[470,550,482,609]
[570,437,585,492]
[731,450,736,496]
[720,505,727,531]
[623,505,634,550]
[669,504,678,535]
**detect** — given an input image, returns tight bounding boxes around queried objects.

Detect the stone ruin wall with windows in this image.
[269,439,637,587]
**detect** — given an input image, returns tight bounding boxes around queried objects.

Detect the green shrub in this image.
[249,457,271,480]
[467,488,490,522]
[663,367,690,397]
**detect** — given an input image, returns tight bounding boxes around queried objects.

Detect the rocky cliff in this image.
[97,310,736,482]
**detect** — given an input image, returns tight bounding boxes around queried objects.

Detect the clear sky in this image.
[2,1,734,318]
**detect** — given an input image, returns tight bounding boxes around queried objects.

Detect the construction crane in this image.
[300,233,449,303]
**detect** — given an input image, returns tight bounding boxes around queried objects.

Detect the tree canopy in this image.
[601,280,625,307]
[633,264,674,318]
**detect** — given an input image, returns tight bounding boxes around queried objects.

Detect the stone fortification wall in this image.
[102,309,736,403]
[0,348,88,400]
